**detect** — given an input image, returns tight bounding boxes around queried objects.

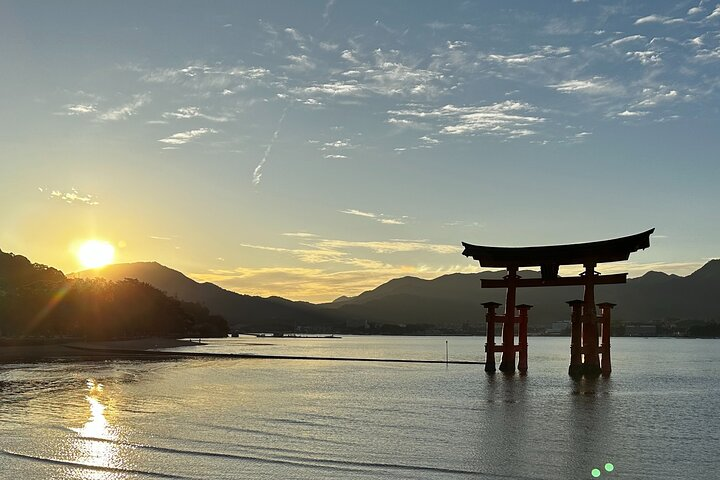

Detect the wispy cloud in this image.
[482,45,571,65]
[49,188,99,206]
[340,209,407,225]
[550,77,623,96]
[149,235,174,241]
[63,104,97,115]
[388,101,545,139]
[708,5,720,20]
[294,47,448,100]
[97,94,150,121]
[282,232,318,238]
[162,106,231,122]
[610,35,646,47]
[253,108,288,185]
[208,234,466,301]
[188,262,478,303]
[158,127,218,145]
[142,63,273,93]
[634,14,684,25]
[317,239,458,255]
[284,54,316,71]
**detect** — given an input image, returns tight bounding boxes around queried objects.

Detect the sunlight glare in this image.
[77,240,115,269]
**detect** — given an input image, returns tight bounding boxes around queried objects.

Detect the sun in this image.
[77,240,116,269]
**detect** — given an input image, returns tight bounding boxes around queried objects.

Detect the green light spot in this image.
[591,468,601,478]
[605,463,614,472]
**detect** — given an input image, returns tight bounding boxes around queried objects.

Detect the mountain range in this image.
[75,259,720,333]
[73,262,343,332]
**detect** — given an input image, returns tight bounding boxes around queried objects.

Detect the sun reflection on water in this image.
[68,378,126,479]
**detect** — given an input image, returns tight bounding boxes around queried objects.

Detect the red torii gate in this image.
[462,229,654,377]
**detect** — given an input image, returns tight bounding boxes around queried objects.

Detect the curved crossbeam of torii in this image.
[462,228,654,377]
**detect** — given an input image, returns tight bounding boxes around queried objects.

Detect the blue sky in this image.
[2,0,719,301]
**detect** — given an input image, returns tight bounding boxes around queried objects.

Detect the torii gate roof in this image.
[462,228,654,268]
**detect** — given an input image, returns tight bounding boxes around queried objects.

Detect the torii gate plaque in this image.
[462,229,653,377]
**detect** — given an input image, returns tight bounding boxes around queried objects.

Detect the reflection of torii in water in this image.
[462,228,654,377]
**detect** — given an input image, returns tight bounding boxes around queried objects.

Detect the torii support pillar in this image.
[481,302,501,373]
[517,304,532,374]
[581,263,602,377]
[567,300,584,377]
[598,302,615,377]
[499,267,519,373]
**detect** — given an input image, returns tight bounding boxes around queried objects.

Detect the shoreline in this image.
[0,337,200,364]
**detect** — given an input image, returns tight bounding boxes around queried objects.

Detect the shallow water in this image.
[1,336,718,479]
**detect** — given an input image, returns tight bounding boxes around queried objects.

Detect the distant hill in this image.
[0,248,65,289]
[320,261,720,328]
[73,262,343,332]
[0,249,227,338]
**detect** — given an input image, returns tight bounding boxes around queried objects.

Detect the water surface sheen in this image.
[1,336,718,479]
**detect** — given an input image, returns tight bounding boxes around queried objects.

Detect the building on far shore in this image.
[544,321,570,336]
[625,324,658,337]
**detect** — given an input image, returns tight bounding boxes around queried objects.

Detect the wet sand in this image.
[0,337,200,363]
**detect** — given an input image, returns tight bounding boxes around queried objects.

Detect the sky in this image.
[2,0,719,302]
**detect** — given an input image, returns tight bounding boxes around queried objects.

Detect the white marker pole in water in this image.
[445,340,449,364]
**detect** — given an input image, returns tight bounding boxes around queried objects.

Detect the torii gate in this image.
[462,229,653,377]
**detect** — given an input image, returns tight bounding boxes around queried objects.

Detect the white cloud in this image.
[388,101,545,138]
[322,140,351,149]
[282,232,318,238]
[158,127,218,145]
[626,50,662,64]
[64,104,97,115]
[483,46,570,66]
[386,117,425,128]
[317,239,457,255]
[284,27,307,49]
[610,35,646,47]
[616,110,649,117]
[340,209,407,225]
[550,77,622,95]
[301,98,323,106]
[690,35,705,46]
[634,14,683,25]
[162,106,231,122]
[302,81,363,96]
[419,135,439,144]
[318,41,338,51]
[298,48,447,99]
[98,94,149,121]
[322,0,335,21]
[285,54,316,71]
[253,109,288,185]
[143,63,272,93]
[632,86,682,108]
[49,188,99,206]
[341,209,376,219]
[707,5,720,20]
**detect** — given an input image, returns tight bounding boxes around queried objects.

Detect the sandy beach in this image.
[0,337,200,363]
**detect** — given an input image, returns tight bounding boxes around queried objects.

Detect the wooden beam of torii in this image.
[462,228,654,377]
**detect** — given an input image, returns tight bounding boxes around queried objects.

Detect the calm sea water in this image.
[1,336,718,479]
